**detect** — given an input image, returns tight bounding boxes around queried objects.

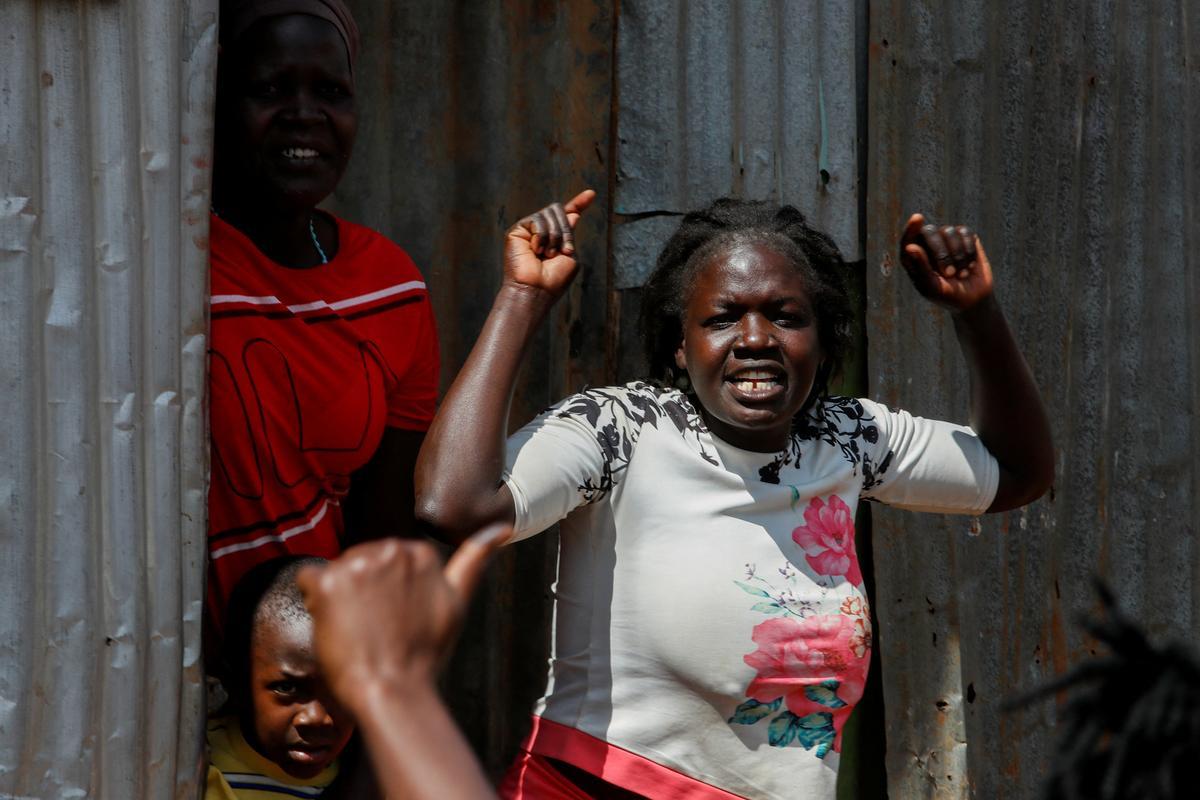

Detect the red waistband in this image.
[521,715,746,800]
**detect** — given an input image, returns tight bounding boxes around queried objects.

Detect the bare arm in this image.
[298,528,510,800]
[414,190,596,542]
[900,215,1055,512]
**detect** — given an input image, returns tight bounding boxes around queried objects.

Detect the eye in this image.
[317,81,353,100]
[773,311,811,327]
[702,312,738,329]
[269,680,298,697]
[247,81,280,99]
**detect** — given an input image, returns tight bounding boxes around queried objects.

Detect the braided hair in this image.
[638,198,853,408]
[1007,581,1200,799]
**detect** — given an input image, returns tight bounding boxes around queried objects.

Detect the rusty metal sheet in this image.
[0,1,215,797]
[333,0,616,777]
[613,0,862,289]
[866,2,1200,797]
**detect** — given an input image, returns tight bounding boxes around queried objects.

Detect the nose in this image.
[281,90,324,125]
[735,313,774,351]
[294,699,333,730]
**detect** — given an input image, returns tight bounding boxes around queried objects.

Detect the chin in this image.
[282,759,329,780]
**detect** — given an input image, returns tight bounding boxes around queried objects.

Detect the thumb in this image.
[444,524,512,600]
[973,235,991,270]
[563,188,596,217]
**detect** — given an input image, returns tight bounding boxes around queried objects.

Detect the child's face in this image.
[245,616,354,779]
[675,241,823,452]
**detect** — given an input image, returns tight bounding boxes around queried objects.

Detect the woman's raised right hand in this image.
[503,189,596,299]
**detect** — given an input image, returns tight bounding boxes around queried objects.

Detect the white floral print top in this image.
[502,382,997,800]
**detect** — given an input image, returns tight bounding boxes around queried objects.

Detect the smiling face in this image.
[217,14,357,212]
[244,616,354,779]
[675,240,824,452]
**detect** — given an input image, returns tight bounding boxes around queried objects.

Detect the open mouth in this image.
[281,146,321,162]
[726,368,785,399]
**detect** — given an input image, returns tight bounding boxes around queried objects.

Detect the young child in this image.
[297,529,511,800]
[207,556,355,799]
[416,191,1053,798]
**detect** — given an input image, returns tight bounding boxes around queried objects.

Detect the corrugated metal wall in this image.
[333,0,617,777]
[613,0,861,286]
[866,2,1200,797]
[0,1,216,797]
[611,0,868,385]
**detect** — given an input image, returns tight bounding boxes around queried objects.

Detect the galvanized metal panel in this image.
[866,2,1200,797]
[0,1,216,797]
[613,0,862,289]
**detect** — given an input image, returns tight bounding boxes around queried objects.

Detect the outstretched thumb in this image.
[444,523,512,600]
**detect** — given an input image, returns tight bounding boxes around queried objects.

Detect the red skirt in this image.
[499,750,595,800]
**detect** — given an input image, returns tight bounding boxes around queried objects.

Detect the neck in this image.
[214,189,328,269]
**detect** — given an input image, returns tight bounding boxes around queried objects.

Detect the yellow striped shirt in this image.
[206,717,338,799]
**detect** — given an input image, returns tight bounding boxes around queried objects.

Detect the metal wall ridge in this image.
[0,1,216,797]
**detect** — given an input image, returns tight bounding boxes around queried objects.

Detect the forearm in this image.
[349,679,494,800]
[952,295,1054,511]
[415,283,554,538]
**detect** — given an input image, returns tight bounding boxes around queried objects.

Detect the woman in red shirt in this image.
[207,0,440,631]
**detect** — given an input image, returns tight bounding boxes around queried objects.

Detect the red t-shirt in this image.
[207,212,438,625]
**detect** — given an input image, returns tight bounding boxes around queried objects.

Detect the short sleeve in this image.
[385,295,439,431]
[857,398,998,515]
[502,386,646,541]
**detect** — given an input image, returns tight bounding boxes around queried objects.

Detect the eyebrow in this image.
[272,666,313,680]
[706,294,811,307]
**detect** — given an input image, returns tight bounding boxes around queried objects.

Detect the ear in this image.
[674,340,687,372]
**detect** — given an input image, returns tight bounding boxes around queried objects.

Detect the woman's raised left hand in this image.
[899,213,994,312]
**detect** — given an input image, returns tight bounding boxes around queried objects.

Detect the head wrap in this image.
[220,0,360,75]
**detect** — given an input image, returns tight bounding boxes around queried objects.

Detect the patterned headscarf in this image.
[220,0,360,75]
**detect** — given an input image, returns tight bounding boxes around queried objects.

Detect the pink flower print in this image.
[742,615,870,752]
[792,495,862,587]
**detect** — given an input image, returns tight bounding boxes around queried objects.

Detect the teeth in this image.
[733,370,777,380]
[734,380,775,392]
[282,147,319,158]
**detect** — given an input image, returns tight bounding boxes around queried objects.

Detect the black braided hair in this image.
[638,198,853,408]
[218,554,328,714]
[1006,581,1200,800]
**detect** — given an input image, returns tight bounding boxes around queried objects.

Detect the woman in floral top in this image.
[415,191,1053,799]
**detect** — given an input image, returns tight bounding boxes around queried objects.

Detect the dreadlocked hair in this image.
[217,555,328,714]
[638,198,853,408]
[1006,580,1200,800]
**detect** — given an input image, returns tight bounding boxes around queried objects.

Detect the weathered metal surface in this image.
[0,1,216,797]
[612,0,862,290]
[333,0,616,777]
[866,2,1200,797]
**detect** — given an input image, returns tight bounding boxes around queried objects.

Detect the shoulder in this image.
[205,716,238,762]
[796,396,887,461]
[335,217,424,277]
[550,381,694,432]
